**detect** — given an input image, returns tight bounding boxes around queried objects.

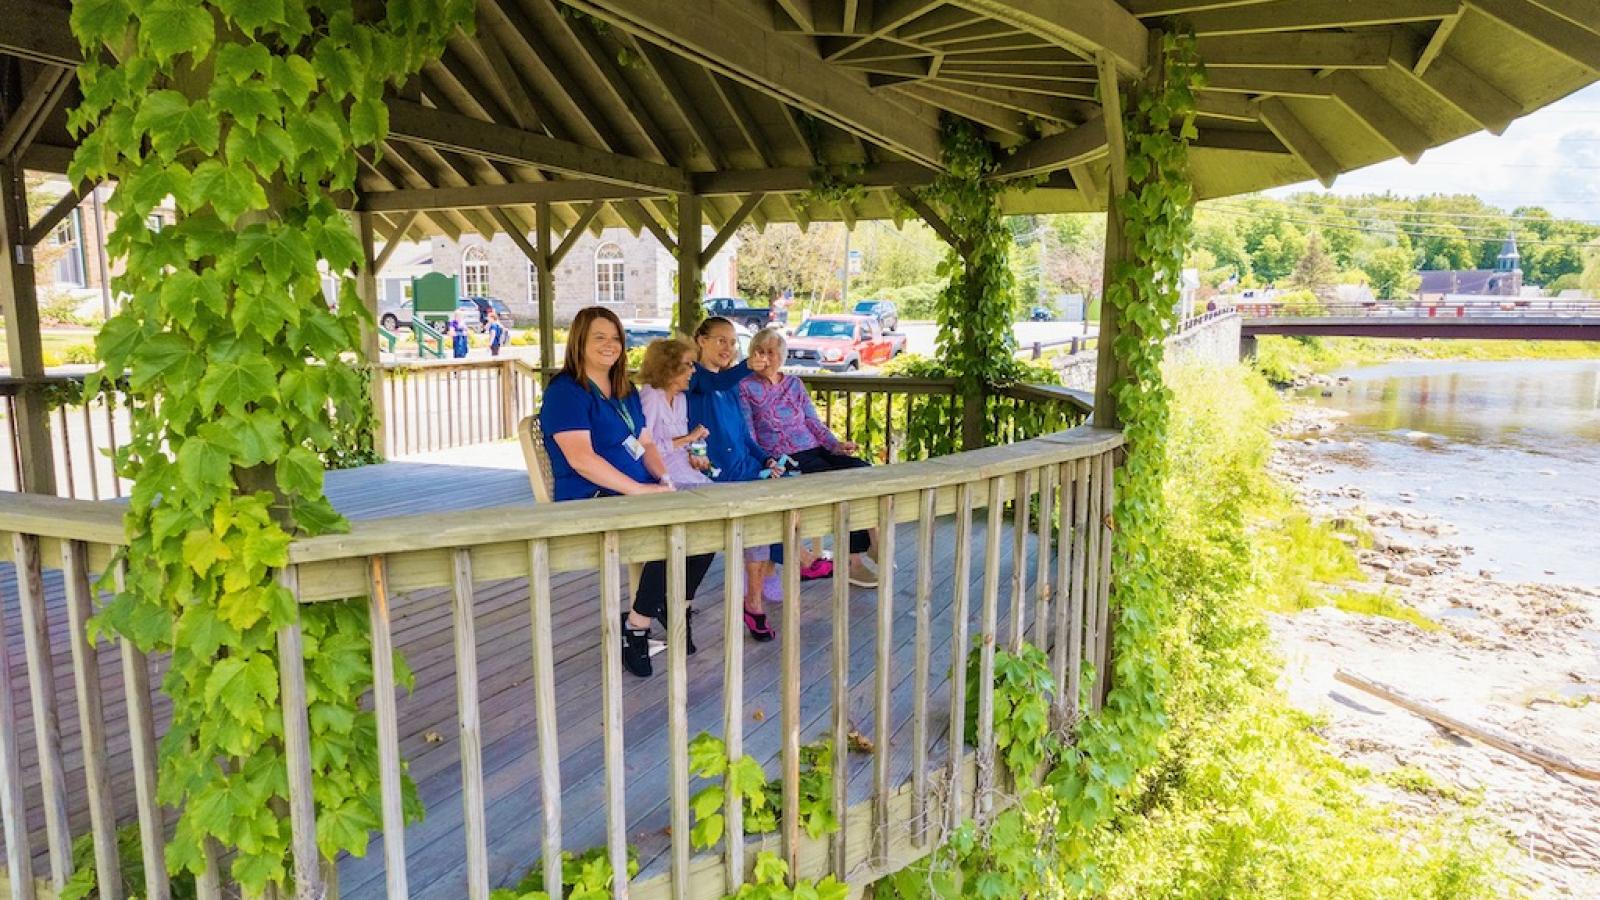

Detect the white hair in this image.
[750,326,787,358]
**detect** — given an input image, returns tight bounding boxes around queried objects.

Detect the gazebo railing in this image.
[0,414,1122,899]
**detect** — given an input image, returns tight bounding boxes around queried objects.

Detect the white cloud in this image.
[1267,82,1600,221]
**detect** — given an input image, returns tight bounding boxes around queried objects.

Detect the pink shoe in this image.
[743,609,775,642]
[800,558,833,581]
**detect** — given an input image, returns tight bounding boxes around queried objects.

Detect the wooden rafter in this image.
[1415,10,1464,77]
[991,116,1108,179]
[372,212,421,272]
[565,0,944,165]
[1125,0,1274,14]
[888,82,1035,137]
[700,193,764,266]
[1526,0,1600,32]
[387,99,689,192]
[23,183,84,246]
[822,0,945,60]
[551,203,606,266]
[1256,97,1339,187]
[952,0,1147,71]
[0,66,71,161]
[1468,0,1600,74]
[1201,68,1337,98]
[921,81,1087,123]
[1182,0,1460,35]
[1391,53,1520,135]
[1196,31,1401,69]
[626,198,676,252]
[1327,71,1430,163]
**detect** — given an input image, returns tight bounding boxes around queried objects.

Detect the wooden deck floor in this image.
[0,442,1042,897]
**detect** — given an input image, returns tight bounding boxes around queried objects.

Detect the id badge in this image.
[623,435,645,460]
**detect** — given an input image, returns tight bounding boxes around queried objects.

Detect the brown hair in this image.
[694,315,734,339]
[563,306,632,398]
[637,337,695,389]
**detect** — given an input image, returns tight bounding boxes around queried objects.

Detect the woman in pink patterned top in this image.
[740,328,881,587]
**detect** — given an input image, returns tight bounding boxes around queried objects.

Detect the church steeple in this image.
[1496,230,1521,273]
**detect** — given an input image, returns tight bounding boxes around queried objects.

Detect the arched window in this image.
[595,242,625,305]
[462,245,489,297]
[527,258,539,308]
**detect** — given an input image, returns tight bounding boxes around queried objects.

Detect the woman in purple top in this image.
[740,327,881,586]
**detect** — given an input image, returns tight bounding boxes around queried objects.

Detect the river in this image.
[1294,358,1600,585]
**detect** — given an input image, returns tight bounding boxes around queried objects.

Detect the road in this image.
[895,319,1096,359]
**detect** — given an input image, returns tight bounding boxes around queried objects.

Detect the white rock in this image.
[1385,571,1414,586]
[1405,556,1439,577]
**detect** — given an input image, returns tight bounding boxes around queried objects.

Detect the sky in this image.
[1266,82,1600,223]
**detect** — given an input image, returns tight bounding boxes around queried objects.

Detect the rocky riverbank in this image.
[1270,404,1600,897]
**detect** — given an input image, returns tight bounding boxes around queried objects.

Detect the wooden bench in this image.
[519,415,643,595]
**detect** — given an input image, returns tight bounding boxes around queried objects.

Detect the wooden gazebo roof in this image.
[4,0,1597,246]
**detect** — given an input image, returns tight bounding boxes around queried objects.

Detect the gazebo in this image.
[0,2,1595,899]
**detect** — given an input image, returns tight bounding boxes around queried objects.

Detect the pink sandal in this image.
[743,609,775,642]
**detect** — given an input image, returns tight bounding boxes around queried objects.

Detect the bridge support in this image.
[1239,333,1257,360]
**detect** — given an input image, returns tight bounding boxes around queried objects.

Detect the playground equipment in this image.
[410,272,458,359]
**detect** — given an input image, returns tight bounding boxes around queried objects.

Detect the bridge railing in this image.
[1238,299,1600,319]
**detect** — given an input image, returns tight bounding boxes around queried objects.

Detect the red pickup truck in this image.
[784,315,906,372]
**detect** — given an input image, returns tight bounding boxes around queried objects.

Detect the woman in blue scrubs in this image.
[540,306,713,677]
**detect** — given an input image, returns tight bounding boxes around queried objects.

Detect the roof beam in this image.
[1526,0,1600,32]
[1196,31,1401,69]
[991,117,1108,179]
[1125,0,1273,14]
[1200,69,1337,99]
[1327,71,1430,163]
[1391,53,1520,134]
[1256,97,1339,187]
[1183,0,1460,35]
[0,67,72,161]
[563,0,944,166]
[700,193,763,266]
[550,203,605,266]
[1467,0,1600,73]
[1414,10,1464,77]
[386,99,689,192]
[949,0,1148,72]
[887,83,1035,137]
[361,180,659,211]
[822,0,945,60]
[24,184,85,246]
[0,0,79,67]
[1193,127,1286,154]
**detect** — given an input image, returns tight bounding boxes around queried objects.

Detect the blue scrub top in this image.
[686,360,769,483]
[539,372,652,501]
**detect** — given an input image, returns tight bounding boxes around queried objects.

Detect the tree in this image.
[1363,245,1421,300]
[1288,232,1337,302]
[1580,242,1600,296]
[1252,225,1306,283]
[734,223,846,313]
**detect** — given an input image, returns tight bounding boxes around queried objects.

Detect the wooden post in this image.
[676,194,702,334]
[356,213,389,459]
[535,202,556,372]
[961,385,986,451]
[1092,53,1131,432]
[0,161,56,494]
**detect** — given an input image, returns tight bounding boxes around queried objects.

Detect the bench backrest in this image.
[517,415,555,504]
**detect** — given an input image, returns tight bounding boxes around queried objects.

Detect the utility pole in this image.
[839,226,850,310]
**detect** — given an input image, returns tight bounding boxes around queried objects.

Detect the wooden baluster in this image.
[1034,464,1055,651]
[80,402,99,500]
[666,526,692,899]
[1067,460,1089,723]
[1095,452,1116,706]
[1009,470,1031,652]
[386,372,397,456]
[721,520,746,889]
[975,479,1003,821]
[884,391,897,463]
[275,567,324,898]
[911,488,934,846]
[829,501,850,878]
[1050,463,1070,712]
[408,371,418,455]
[12,533,72,887]
[104,395,122,498]
[526,540,563,895]
[862,392,873,459]
[599,532,630,899]
[368,556,411,898]
[0,534,36,900]
[946,482,973,831]
[114,560,170,900]
[871,493,896,864]
[62,541,120,899]
[1083,456,1102,713]
[451,549,490,900]
[451,367,461,448]
[196,840,223,900]
[56,405,74,498]
[780,510,802,886]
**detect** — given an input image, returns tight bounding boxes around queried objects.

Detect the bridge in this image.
[1238,301,1600,342]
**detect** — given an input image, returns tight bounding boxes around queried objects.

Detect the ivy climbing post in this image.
[67,1,470,892]
[676,193,703,334]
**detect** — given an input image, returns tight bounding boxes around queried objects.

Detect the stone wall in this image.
[1049,311,1241,391]
[431,230,664,324]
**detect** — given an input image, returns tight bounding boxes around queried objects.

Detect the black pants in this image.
[773,447,872,559]
[631,553,715,621]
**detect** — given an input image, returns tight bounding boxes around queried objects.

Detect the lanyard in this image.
[587,379,636,434]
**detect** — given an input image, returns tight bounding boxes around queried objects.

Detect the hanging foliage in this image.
[68,0,470,890]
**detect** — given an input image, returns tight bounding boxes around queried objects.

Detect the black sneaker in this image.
[621,614,653,677]
[654,606,697,656]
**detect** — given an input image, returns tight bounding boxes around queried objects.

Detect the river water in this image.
[1294,358,1600,585]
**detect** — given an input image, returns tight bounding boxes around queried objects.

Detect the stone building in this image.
[429,226,738,325]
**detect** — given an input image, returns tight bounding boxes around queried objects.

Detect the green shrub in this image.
[62,342,97,364]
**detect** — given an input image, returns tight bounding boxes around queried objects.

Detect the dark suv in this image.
[851,299,898,331]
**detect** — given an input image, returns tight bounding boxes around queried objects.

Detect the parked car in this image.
[706,297,783,331]
[784,315,905,372]
[851,299,899,332]
[624,320,753,355]
[1029,305,1054,322]
[379,297,515,332]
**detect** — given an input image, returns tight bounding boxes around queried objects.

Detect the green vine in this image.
[68,0,469,891]
[874,32,1206,899]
